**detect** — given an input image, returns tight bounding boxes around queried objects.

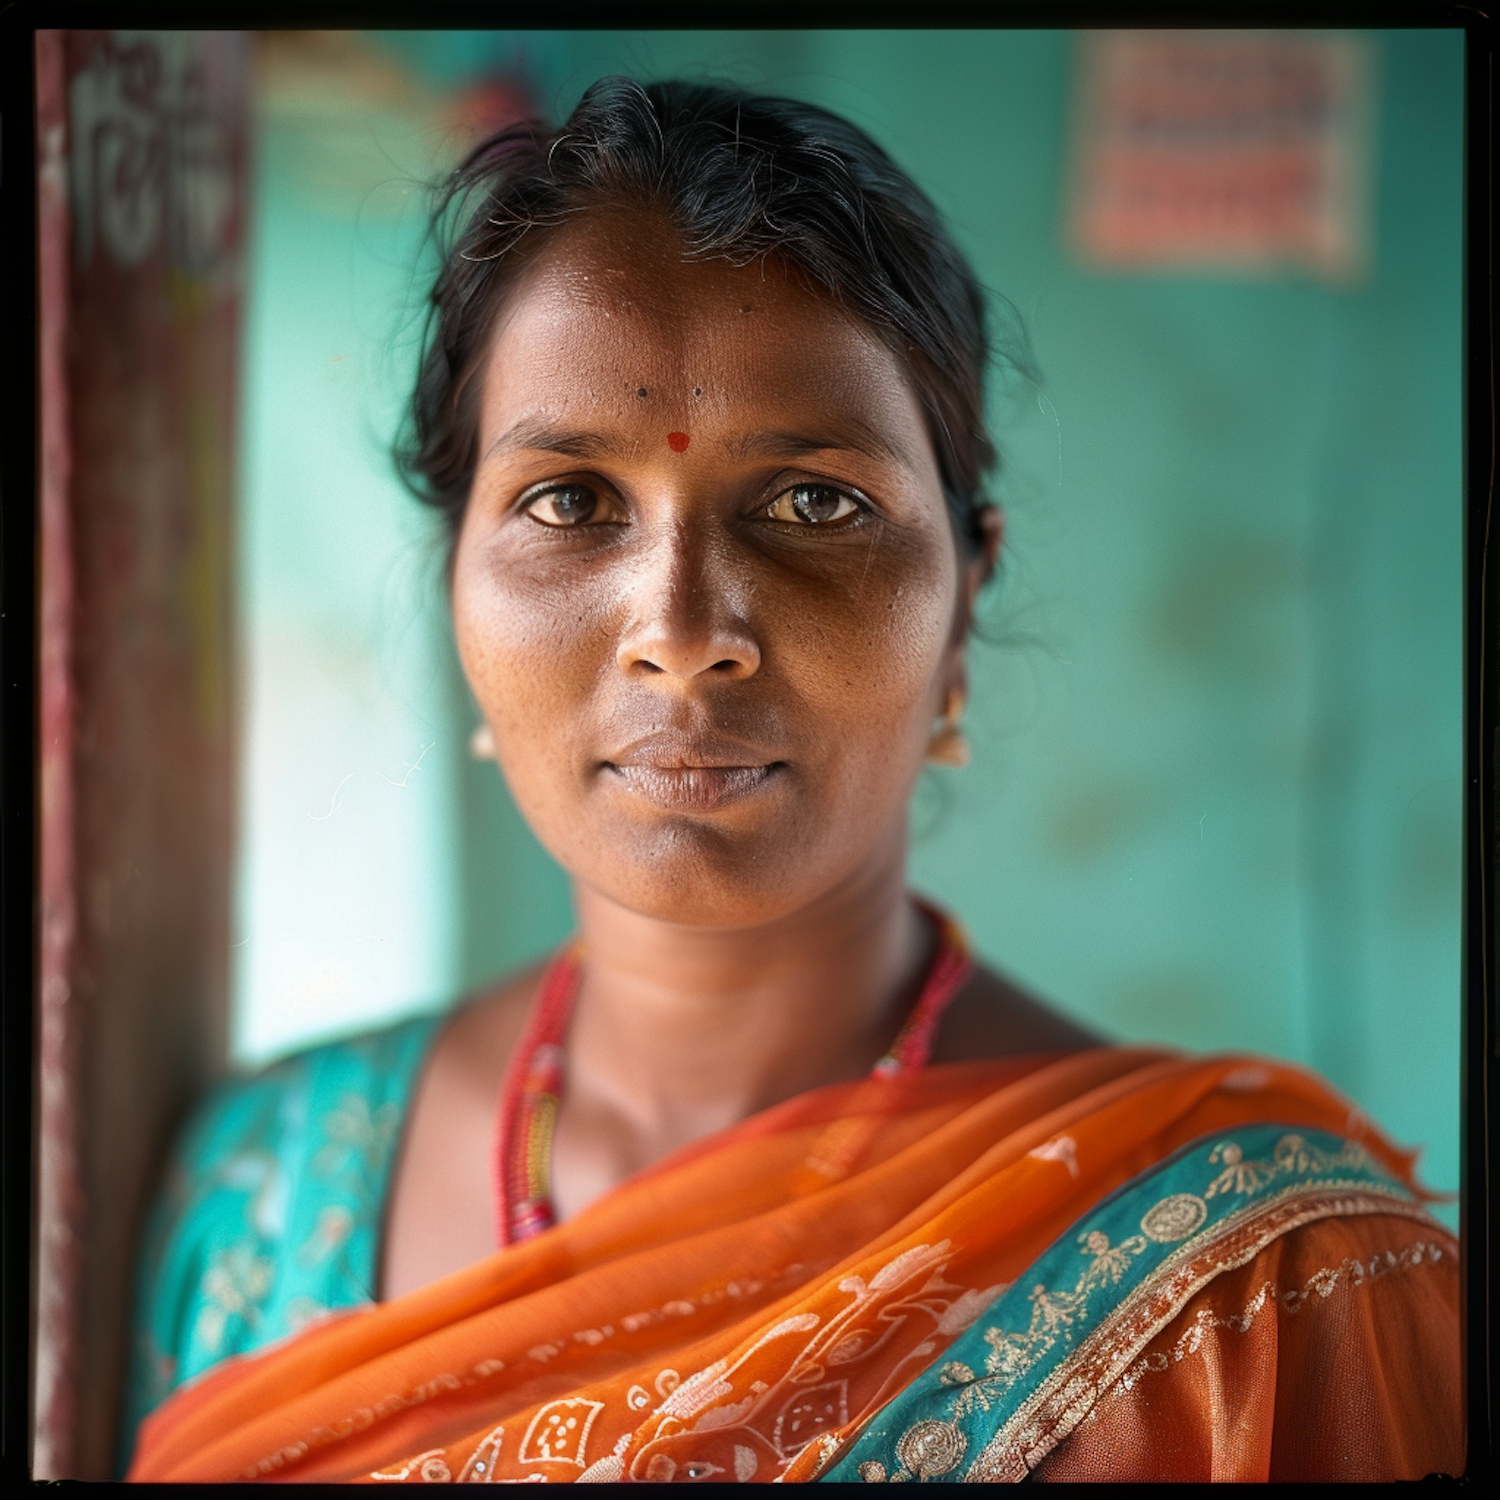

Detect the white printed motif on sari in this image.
[370,1448,454,1483]
[623,1242,1005,1481]
[456,1424,506,1482]
[366,1422,519,1483]
[519,1398,605,1467]
[1028,1134,1080,1179]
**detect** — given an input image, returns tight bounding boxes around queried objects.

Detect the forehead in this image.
[477,211,931,445]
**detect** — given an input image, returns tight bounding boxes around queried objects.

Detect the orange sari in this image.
[127,1048,1461,1482]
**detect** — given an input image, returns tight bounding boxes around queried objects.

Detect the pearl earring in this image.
[927,688,970,768]
[470,723,496,761]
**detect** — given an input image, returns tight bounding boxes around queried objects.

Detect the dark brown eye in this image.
[525,485,603,526]
[767,483,859,525]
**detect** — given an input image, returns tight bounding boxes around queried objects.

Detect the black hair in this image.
[399,76,1030,565]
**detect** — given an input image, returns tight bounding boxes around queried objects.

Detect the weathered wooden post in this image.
[34,29,246,1478]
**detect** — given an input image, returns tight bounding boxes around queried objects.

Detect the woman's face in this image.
[453,211,990,928]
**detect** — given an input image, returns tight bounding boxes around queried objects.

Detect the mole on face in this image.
[667,431,690,452]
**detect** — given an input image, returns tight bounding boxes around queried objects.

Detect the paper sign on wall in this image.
[1068,30,1374,280]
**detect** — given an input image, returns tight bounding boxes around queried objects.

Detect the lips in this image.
[602,728,785,812]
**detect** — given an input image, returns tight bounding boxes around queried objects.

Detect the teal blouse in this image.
[121,1012,443,1471]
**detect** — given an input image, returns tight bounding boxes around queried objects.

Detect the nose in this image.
[615,522,761,681]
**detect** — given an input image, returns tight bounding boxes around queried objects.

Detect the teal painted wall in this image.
[231,56,463,1060]
[234,30,1462,1220]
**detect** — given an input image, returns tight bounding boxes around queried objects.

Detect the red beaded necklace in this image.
[493,901,973,1247]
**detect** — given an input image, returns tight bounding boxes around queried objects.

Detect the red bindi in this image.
[667,431,690,452]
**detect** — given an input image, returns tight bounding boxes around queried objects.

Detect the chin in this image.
[578,819,841,929]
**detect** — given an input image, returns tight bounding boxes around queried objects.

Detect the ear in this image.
[940,505,1002,716]
[955,503,1004,638]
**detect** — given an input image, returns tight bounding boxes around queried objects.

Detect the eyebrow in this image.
[480,416,919,471]
[481,419,621,464]
[728,422,917,471]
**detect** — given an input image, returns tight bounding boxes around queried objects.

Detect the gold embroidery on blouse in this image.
[311,1093,401,1179]
[195,1245,274,1354]
[295,1203,355,1268]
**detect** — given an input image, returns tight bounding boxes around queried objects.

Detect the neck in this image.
[565,834,931,1143]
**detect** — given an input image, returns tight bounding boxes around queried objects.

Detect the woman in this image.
[124,79,1460,1482]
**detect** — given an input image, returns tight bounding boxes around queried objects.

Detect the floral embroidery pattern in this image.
[121,1014,442,1468]
[194,1245,274,1354]
[311,1093,402,1181]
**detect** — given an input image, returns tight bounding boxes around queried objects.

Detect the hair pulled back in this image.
[400,76,1019,561]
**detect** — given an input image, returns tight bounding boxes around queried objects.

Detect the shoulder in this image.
[155,1010,444,1234]
[122,1010,444,1456]
[181,1010,441,1158]
[933,961,1106,1064]
[1033,1208,1461,1481]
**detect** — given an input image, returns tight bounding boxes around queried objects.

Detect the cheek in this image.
[452,539,613,771]
[779,538,957,747]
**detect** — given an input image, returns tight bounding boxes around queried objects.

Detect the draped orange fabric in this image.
[1030,1209,1461,1482]
[126,1049,1460,1483]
